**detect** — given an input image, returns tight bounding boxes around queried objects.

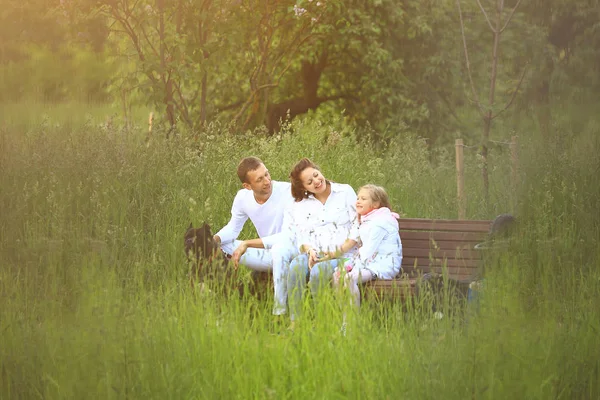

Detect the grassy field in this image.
[1,105,599,399]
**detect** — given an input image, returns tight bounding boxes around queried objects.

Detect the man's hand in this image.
[232,241,249,269]
[213,235,221,245]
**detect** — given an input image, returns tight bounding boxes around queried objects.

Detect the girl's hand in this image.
[332,248,344,258]
[333,269,341,282]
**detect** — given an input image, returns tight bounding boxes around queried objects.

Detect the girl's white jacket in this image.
[348,207,403,279]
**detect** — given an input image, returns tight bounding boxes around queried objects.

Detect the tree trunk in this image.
[481,0,505,210]
[198,1,212,129]
[158,0,175,134]
[265,53,328,133]
[200,71,207,127]
[457,0,525,212]
[481,115,491,209]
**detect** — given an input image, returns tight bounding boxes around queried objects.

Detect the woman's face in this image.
[299,167,327,195]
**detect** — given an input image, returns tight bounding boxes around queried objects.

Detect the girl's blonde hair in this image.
[359,184,391,209]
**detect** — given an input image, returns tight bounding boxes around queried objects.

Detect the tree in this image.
[89,0,341,133]
[76,0,470,140]
[224,0,335,132]
[93,0,212,131]
[456,0,528,207]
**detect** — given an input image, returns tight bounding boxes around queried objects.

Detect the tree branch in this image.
[231,82,281,123]
[500,0,523,33]
[249,10,272,91]
[109,8,158,84]
[237,7,316,126]
[492,63,528,120]
[456,0,485,117]
[172,79,192,126]
[128,12,160,59]
[430,82,467,128]
[269,17,313,76]
[271,31,318,81]
[189,88,200,104]
[317,93,359,103]
[124,0,143,19]
[215,100,245,114]
[475,0,497,33]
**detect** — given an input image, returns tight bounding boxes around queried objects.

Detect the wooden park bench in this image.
[246,217,493,302]
[363,217,492,301]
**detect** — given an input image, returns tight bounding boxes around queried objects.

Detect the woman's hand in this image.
[307,248,319,269]
[300,244,319,269]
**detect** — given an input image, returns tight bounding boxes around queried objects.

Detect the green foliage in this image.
[0,46,115,103]
[1,0,599,149]
[0,0,67,54]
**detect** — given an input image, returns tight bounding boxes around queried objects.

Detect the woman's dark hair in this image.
[289,158,327,202]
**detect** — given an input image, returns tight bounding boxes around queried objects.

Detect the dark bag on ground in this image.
[415,273,471,313]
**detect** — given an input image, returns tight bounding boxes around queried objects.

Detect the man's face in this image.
[243,163,272,197]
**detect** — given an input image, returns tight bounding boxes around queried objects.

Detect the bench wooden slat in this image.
[402,267,478,279]
[402,239,480,251]
[403,247,482,260]
[400,231,488,242]
[364,280,416,299]
[365,279,415,289]
[399,217,492,225]
[399,218,491,233]
[402,256,481,268]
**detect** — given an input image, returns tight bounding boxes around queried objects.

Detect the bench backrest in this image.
[399,218,491,280]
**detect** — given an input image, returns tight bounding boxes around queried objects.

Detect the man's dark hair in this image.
[237,157,264,183]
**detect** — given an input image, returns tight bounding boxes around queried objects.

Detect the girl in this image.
[330,184,402,307]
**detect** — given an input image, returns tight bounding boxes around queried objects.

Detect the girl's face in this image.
[299,167,327,195]
[356,188,378,216]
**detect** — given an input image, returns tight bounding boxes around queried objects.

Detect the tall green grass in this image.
[1,105,599,399]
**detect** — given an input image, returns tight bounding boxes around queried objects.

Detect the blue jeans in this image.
[286,254,342,321]
[221,239,298,315]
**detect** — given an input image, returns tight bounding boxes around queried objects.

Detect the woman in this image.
[285,158,358,324]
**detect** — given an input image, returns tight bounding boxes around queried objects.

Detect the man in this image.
[214,156,296,316]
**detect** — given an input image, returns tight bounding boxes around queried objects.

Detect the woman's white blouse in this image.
[288,182,357,254]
